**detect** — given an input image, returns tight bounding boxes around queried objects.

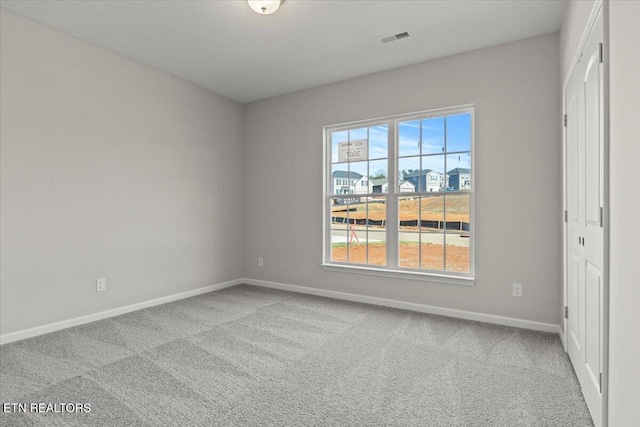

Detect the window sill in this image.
[321,263,474,286]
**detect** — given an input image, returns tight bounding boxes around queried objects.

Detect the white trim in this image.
[0,278,243,345]
[244,278,561,334]
[321,263,474,286]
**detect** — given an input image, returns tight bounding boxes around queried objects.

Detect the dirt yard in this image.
[331,242,470,272]
[331,195,470,223]
[331,196,470,271]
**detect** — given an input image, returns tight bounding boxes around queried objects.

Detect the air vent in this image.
[381,30,411,44]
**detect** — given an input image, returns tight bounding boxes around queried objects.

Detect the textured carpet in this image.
[0,284,593,426]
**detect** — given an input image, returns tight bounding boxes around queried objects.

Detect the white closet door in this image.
[564,9,604,427]
[581,12,604,424]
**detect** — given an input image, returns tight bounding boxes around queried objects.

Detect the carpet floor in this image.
[1,284,593,426]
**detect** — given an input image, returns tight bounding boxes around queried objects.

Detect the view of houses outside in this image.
[328,112,472,273]
[332,167,472,196]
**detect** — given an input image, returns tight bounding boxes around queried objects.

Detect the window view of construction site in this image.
[329,111,472,273]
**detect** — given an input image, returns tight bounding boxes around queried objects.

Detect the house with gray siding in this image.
[402,169,446,192]
[447,168,471,190]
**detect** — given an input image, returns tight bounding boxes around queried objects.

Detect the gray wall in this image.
[244,33,562,325]
[608,1,640,424]
[0,10,245,335]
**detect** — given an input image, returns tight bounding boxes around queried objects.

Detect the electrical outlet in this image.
[512,283,523,297]
[258,258,264,267]
[96,278,106,292]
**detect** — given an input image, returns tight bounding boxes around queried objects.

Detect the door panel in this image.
[585,261,602,387]
[568,253,581,351]
[584,51,602,226]
[567,98,579,222]
[583,259,603,425]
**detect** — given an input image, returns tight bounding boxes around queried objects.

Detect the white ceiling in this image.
[0,0,567,104]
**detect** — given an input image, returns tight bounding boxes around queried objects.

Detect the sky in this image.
[331,112,472,181]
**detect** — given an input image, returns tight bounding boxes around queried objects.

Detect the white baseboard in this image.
[0,278,243,345]
[244,278,562,334]
[1,277,562,345]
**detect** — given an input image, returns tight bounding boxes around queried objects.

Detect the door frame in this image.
[561,1,609,426]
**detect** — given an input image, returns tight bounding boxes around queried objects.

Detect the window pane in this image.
[445,232,470,273]
[367,198,386,228]
[421,232,444,271]
[330,196,353,262]
[446,152,471,191]
[398,120,421,157]
[445,194,471,273]
[346,139,368,163]
[333,164,365,195]
[399,233,419,268]
[446,113,472,153]
[445,194,470,231]
[334,127,368,164]
[346,199,367,264]
[398,196,419,268]
[330,199,350,230]
[356,176,369,193]
[347,242,367,264]
[330,230,348,262]
[421,195,445,231]
[399,156,420,191]
[350,162,368,195]
[421,117,445,155]
[331,130,348,164]
[422,155,445,193]
[399,196,419,231]
[367,230,386,266]
[330,197,366,264]
[369,159,387,194]
[369,124,388,160]
[350,161,367,194]
[332,165,351,195]
[366,198,386,266]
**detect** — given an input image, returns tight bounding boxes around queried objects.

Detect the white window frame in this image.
[322,104,475,286]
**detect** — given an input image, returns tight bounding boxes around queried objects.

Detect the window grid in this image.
[325,105,474,279]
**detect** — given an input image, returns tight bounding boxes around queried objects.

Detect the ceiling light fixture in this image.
[247,0,283,15]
